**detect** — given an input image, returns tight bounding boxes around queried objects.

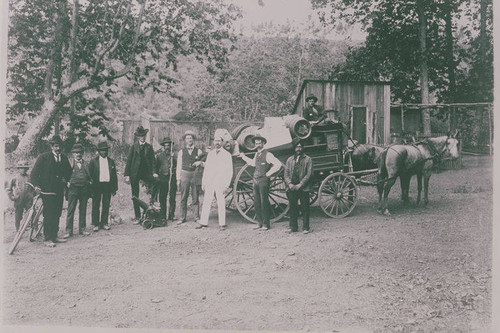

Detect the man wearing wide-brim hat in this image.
[124,126,157,223]
[284,137,313,234]
[175,129,203,224]
[62,143,92,238]
[154,136,177,222]
[196,130,233,230]
[30,135,72,247]
[238,132,282,231]
[88,141,118,231]
[7,160,33,232]
[303,94,326,124]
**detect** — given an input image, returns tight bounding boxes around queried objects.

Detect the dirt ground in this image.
[2,155,493,332]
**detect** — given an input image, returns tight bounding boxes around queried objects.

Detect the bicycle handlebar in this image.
[26,182,57,196]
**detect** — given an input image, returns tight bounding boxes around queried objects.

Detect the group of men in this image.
[9,120,315,247]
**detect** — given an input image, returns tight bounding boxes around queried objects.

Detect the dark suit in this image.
[30,152,72,241]
[88,156,118,228]
[124,142,157,219]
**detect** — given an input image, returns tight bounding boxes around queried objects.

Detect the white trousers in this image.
[199,186,226,226]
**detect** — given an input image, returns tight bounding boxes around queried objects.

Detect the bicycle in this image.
[8,183,55,255]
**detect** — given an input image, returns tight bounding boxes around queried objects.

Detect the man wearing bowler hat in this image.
[63,143,92,238]
[284,137,313,234]
[88,141,118,231]
[124,126,156,222]
[303,94,326,124]
[176,130,203,224]
[154,136,177,222]
[239,133,282,230]
[7,160,34,232]
[30,135,72,247]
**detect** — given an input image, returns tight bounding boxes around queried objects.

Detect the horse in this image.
[351,143,385,172]
[376,133,460,216]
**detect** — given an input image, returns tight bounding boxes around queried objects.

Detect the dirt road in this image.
[2,155,492,332]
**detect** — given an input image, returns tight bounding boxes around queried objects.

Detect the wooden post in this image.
[401,104,405,133]
[488,104,493,156]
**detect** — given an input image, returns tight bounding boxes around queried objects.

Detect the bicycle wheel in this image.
[8,207,34,255]
[29,201,44,241]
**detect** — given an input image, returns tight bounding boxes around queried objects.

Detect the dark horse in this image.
[351,143,384,171]
[376,134,460,216]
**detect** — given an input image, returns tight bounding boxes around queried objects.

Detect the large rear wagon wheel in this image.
[233,164,289,224]
[318,172,358,218]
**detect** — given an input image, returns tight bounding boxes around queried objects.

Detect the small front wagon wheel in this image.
[318,172,358,218]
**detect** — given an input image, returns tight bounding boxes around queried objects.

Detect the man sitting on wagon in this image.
[303,94,327,125]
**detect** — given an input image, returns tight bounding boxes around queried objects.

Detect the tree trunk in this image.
[69,0,80,118]
[478,0,488,102]
[417,0,431,135]
[444,0,456,103]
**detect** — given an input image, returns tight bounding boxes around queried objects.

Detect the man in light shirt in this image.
[176,130,203,225]
[239,134,282,230]
[196,132,233,230]
[88,141,118,231]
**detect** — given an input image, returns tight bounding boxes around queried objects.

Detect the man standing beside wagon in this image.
[239,133,282,231]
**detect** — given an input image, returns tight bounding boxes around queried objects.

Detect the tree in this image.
[7,0,241,156]
[311,0,493,134]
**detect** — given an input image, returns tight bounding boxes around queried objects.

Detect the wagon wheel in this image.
[309,183,319,205]
[233,164,289,224]
[318,172,358,218]
[224,187,237,211]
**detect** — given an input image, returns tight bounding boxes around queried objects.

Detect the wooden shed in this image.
[292,79,391,145]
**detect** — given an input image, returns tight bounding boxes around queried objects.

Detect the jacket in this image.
[284,153,313,192]
[30,152,72,193]
[87,156,118,193]
[124,142,155,179]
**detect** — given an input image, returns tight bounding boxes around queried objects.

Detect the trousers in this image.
[286,190,310,231]
[66,185,89,234]
[253,177,271,228]
[13,191,33,232]
[199,185,226,226]
[92,183,112,227]
[42,191,64,241]
[179,170,199,221]
[158,175,176,220]
[130,174,157,219]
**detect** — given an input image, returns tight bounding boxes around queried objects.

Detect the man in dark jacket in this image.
[154,137,177,221]
[30,135,72,247]
[284,138,313,234]
[63,143,92,238]
[124,126,156,222]
[88,141,118,231]
[303,94,326,124]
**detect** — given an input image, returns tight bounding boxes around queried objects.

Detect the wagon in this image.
[224,122,378,223]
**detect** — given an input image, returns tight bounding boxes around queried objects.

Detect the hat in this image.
[49,135,63,145]
[160,137,172,145]
[292,137,303,147]
[96,141,110,150]
[251,133,267,145]
[305,94,318,102]
[182,130,197,140]
[134,126,149,137]
[16,160,30,169]
[71,143,84,153]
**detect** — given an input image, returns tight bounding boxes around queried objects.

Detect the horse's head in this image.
[441,131,460,159]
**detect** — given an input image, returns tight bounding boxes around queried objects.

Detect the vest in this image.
[182,147,199,172]
[291,155,302,185]
[70,160,89,186]
[253,150,271,180]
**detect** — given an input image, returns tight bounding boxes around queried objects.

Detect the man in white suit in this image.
[196,130,233,230]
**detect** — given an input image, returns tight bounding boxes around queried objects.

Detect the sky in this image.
[224,0,366,40]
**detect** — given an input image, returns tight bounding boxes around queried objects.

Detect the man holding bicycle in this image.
[30,135,72,247]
